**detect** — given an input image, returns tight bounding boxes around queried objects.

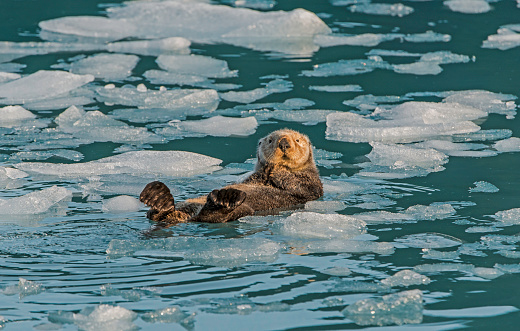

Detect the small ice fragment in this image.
[304,200,346,212]
[404,30,451,43]
[107,37,191,56]
[309,84,363,92]
[0,186,72,215]
[348,3,414,17]
[472,267,504,280]
[483,25,520,51]
[404,203,456,221]
[395,233,463,249]
[67,305,137,331]
[469,181,499,193]
[494,263,520,274]
[444,0,491,14]
[69,53,139,81]
[304,239,395,255]
[422,249,461,260]
[220,79,292,103]
[343,290,423,326]
[39,16,137,41]
[141,306,189,324]
[413,263,475,274]
[494,137,520,152]
[492,208,520,225]
[381,270,431,287]
[0,105,36,127]
[136,84,147,92]
[158,116,258,137]
[157,54,237,79]
[314,33,403,48]
[443,90,517,117]
[302,57,391,77]
[393,61,443,75]
[18,278,45,298]
[322,267,352,276]
[273,212,366,239]
[102,195,141,214]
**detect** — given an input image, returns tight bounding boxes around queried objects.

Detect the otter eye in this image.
[296,139,300,143]
[268,139,272,143]
[258,141,261,145]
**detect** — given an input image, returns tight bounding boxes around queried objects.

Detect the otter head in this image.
[256,129,314,171]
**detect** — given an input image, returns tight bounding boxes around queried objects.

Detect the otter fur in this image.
[139,129,323,223]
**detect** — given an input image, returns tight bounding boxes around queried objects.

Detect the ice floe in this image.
[220,79,292,103]
[106,37,191,56]
[309,84,363,92]
[157,54,237,79]
[381,270,431,287]
[492,208,520,225]
[343,289,423,326]
[16,150,222,178]
[395,233,463,249]
[348,3,414,17]
[314,33,402,47]
[48,304,137,331]
[483,24,520,50]
[493,137,520,152]
[156,116,258,138]
[0,70,94,106]
[142,306,194,326]
[1,278,45,298]
[355,203,456,223]
[0,186,71,215]
[444,0,491,14]
[62,53,140,82]
[102,195,141,214]
[469,181,499,193]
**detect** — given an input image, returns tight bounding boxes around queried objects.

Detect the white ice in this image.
[348,3,414,17]
[302,57,391,77]
[102,195,141,214]
[66,53,140,82]
[342,289,423,326]
[272,212,367,239]
[141,306,192,324]
[493,137,520,152]
[355,203,456,223]
[220,79,292,103]
[469,181,499,193]
[0,106,38,128]
[0,167,28,180]
[0,72,20,84]
[0,186,72,215]
[157,54,237,79]
[1,278,45,298]
[314,33,402,47]
[157,116,258,138]
[94,85,220,111]
[0,70,94,105]
[492,208,520,225]
[413,140,495,158]
[49,304,137,331]
[483,25,520,50]
[395,233,463,249]
[404,30,451,43]
[443,90,517,118]
[444,0,491,14]
[16,150,222,178]
[309,84,363,92]
[106,37,191,56]
[393,51,471,75]
[248,108,337,125]
[143,70,214,88]
[9,149,84,162]
[380,270,431,287]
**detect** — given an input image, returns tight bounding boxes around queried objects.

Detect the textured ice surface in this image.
[380,270,431,287]
[413,140,493,157]
[102,195,141,214]
[0,70,94,105]
[0,106,37,128]
[492,208,520,225]
[95,85,219,111]
[304,200,346,212]
[2,278,45,298]
[39,1,331,55]
[494,137,520,152]
[355,203,456,224]
[396,233,463,249]
[0,186,71,215]
[348,3,414,16]
[413,263,476,274]
[309,84,362,92]
[443,90,517,118]
[272,212,367,239]
[404,30,451,43]
[444,0,491,14]
[141,306,191,324]
[0,167,28,180]
[247,108,336,125]
[326,101,483,144]
[106,37,190,56]
[483,25,520,50]
[16,151,222,178]
[343,290,423,326]
[314,33,402,47]
[220,79,292,103]
[66,53,139,81]
[302,57,391,77]
[469,181,499,193]
[303,239,395,255]
[157,54,237,79]
[157,116,258,138]
[9,149,84,162]
[393,51,471,75]
[49,304,137,331]
[202,297,289,315]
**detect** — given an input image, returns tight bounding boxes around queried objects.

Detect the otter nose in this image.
[278,137,290,152]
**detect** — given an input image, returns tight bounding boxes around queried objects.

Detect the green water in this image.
[1,0,520,330]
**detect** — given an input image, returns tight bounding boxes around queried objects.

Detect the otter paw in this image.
[207,188,246,210]
[140,181,175,212]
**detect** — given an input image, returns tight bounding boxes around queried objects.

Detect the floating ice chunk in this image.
[422,249,460,261]
[322,267,352,276]
[68,53,139,81]
[309,84,363,92]
[302,57,391,77]
[443,90,517,118]
[304,239,395,255]
[395,233,463,249]
[404,30,451,43]
[0,167,28,179]
[469,181,499,193]
[354,210,416,224]
[314,33,403,47]
[304,200,346,212]
[50,305,137,331]
[494,137,520,152]
[273,212,366,239]
[404,203,456,220]
[16,151,222,178]
[348,3,414,17]
[249,108,336,125]
[9,149,84,162]
[343,290,423,326]
[220,79,292,103]
[393,51,471,75]
[102,195,141,214]
[454,129,513,143]
[482,25,520,50]
[158,116,258,138]
[107,37,190,56]
[472,267,504,280]
[111,106,209,124]
[2,278,45,298]
[141,306,191,324]
[425,305,519,318]
[381,270,431,287]
[492,208,520,225]
[0,186,71,215]
[202,297,289,315]
[413,263,475,274]
[0,106,36,127]
[94,85,219,111]
[0,72,20,83]
[494,263,520,274]
[143,70,213,87]
[157,54,237,79]
[413,140,491,157]
[39,16,137,42]
[444,0,491,14]
[0,70,94,105]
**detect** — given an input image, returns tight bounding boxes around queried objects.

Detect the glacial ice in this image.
[403,30,451,43]
[94,85,220,111]
[494,137,520,152]
[309,84,362,92]
[492,208,520,225]
[106,37,191,56]
[16,151,222,178]
[393,51,471,75]
[0,186,71,215]
[443,90,517,118]
[0,72,20,83]
[220,79,293,103]
[469,181,499,193]
[380,270,431,287]
[0,106,37,128]
[444,0,491,14]
[343,289,423,326]
[395,233,463,249]
[303,239,395,255]
[314,33,402,47]
[48,304,137,331]
[1,278,45,298]
[144,70,213,88]
[483,25,520,50]
[0,70,94,105]
[302,57,391,77]
[272,212,367,239]
[66,53,140,82]
[102,195,141,214]
[157,116,258,138]
[141,306,190,324]
[348,3,414,17]
[9,149,84,162]
[157,54,237,79]
[355,203,456,223]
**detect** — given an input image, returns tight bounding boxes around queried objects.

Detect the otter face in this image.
[257,129,313,170]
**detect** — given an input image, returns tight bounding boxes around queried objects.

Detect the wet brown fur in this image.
[139,129,323,224]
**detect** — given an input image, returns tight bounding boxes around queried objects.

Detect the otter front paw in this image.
[140,181,175,212]
[207,188,246,210]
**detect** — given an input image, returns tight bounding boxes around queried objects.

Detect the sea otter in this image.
[139,129,323,223]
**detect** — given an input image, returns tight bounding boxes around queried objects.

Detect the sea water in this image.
[1,0,520,329]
